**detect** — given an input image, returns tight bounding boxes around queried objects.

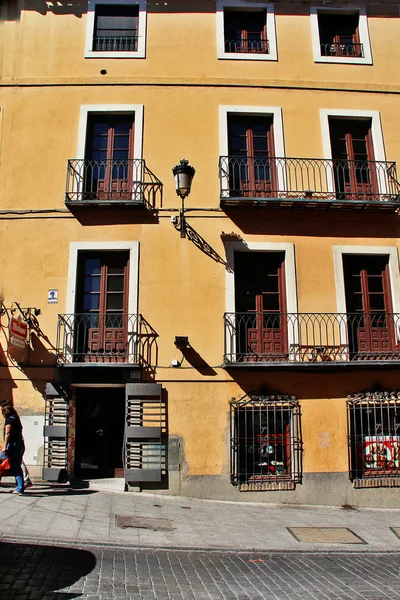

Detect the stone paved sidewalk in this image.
[1,482,400,553]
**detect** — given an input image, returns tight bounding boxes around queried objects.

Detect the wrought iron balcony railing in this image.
[56,313,156,366]
[321,42,364,58]
[224,38,269,53]
[219,156,400,208]
[65,159,162,208]
[93,35,138,52]
[224,312,400,365]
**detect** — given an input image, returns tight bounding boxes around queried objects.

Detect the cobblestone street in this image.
[1,540,400,600]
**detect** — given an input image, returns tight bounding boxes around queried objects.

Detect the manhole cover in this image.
[287,527,366,544]
[390,527,400,540]
[115,515,173,531]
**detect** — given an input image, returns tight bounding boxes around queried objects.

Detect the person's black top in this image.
[4,413,23,444]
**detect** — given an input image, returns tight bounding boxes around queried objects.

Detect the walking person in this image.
[0,400,25,494]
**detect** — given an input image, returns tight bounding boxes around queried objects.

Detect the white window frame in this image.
[225,241,298,361]
[333,245,400,346]
[84,0,147,59]
[219,105,285,194]
[310,6,372,65]
[216,0,277,61]
[65,241,140,362]
[320,108,387,196]
[73,104,144,202]
[77,104,144,159]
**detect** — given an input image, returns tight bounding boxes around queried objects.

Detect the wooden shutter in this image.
[124,383,166,483]
[42,383,69,482]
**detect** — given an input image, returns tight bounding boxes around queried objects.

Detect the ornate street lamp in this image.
[172,159,195,237]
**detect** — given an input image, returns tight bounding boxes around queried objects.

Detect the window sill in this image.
[85,50,145,59]
[218,52,277,61]
[314,56,372,65]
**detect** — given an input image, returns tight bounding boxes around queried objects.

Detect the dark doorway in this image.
[75,387,125,478]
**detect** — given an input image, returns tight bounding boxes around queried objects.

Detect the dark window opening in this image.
[348,394,400,480]
[230,393,302,488]
[343,254,398,358]
[329,118,378,201]
[84,114,135,201]
[224,10,268,53]
[74,251,129,362]
[93,4,139,52]
[228,114,276,198]
[234,251,287,361]
[318,12,363,57]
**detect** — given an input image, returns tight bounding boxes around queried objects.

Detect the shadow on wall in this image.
[228,368,400,400]
[0,540,97,598]
[224,208,400,240]
[16,0,400,18]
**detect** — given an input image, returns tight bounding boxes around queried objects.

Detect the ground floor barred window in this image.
[230,392,302,491]
[347,391,400,482]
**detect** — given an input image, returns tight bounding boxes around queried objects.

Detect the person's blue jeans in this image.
[7,443,24,493]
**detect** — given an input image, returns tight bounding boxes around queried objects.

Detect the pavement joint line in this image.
[2,533,400,555]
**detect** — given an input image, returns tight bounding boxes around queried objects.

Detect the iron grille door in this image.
[42,382,69,482]
[124,383,165,483]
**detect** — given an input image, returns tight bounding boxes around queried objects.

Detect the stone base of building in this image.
[137,471,400,509]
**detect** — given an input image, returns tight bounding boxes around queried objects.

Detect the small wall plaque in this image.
[48,289,58,304]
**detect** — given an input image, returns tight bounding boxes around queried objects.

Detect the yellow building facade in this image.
[0,0,400,506]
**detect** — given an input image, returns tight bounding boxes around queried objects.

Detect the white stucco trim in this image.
[310,6,372,65]
[84,0,147,59]
[320,108,386,195]
[219,105,285,157]
[76,104,144,159]
[320,109,385,162]
[216,1,277,61]
[225,241,297,314]
[333,245,400,316]
[225,241,297,358]
[219,105,285,192]
[66,241,140,316]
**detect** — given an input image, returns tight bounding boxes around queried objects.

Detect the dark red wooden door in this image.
[235,252,287,360]
[228,115,277,198]
[76,252,129,362]
[329,119,378,201]
[344,255,395,355]
[86,115,135,200]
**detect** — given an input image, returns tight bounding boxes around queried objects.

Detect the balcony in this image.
[65,159,162,209]
[224,38,269,54]
[93,35,138,52]
[224,312,400,367]
[219,157,400,210]
[56,313,156,367]
[321,42,364,58]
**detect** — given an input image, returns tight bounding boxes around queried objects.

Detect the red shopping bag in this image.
[0,453,11,476]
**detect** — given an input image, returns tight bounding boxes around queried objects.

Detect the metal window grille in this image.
[230,392,302,490]
[347,391,400,481]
